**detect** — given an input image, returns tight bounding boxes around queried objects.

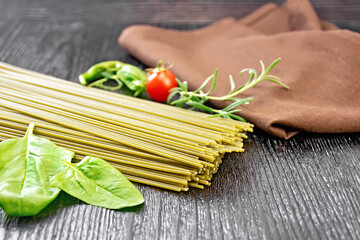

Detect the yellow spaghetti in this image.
[0,62,253,191]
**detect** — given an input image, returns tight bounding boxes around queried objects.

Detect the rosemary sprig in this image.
[167,58,289,122]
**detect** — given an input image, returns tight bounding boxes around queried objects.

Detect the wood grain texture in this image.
[0,0,359,24]
[0,0,359,239]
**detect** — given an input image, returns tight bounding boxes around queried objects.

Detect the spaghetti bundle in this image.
[0,62,253,191]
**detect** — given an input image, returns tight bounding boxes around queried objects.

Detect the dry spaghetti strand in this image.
[0,62,253,191]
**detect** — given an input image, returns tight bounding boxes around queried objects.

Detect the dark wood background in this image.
[0,0,359,239]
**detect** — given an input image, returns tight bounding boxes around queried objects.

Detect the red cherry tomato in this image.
[146,69,178,102]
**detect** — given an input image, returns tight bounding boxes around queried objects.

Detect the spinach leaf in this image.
[50,156,144,209]
[0,123,74,216]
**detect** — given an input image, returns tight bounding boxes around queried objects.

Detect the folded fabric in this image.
[118,0,360,139]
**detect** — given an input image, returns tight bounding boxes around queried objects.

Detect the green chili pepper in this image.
[116,64,147,97]
[79,61,124,86]
[79,61,148,97]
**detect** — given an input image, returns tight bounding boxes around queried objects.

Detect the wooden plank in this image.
[0,0,359,24]
[0,1,359,239]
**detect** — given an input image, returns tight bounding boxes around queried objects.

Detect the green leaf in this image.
[189,96,203,103]
[205,69,218,96]
[170,97,190,106]
[175,78,183,87]
[260,60,266,75]
[169,87,182,93]
[193,73,214,93]
[223,97,253,111]
[228,114,247,122]
[239,68,252,77]
[265,74,281,81]
[247,69,257,85]
[262,78,290,90]
[186,101,215,113]
[228,74,235,94]
[166,90,179,104]
[50,156,144,209]
[0,123,74,216]
[262,58,281,76]
[207,112,228,118]
[233,84,246,94]
[176,79,188,92]
[227,109,242,114]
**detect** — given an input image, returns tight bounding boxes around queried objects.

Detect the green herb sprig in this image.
[167,58,289,122]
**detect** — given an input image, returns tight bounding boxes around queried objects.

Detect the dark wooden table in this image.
[0,0,359,239]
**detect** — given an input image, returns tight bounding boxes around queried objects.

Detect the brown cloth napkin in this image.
[118,0,360,139]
